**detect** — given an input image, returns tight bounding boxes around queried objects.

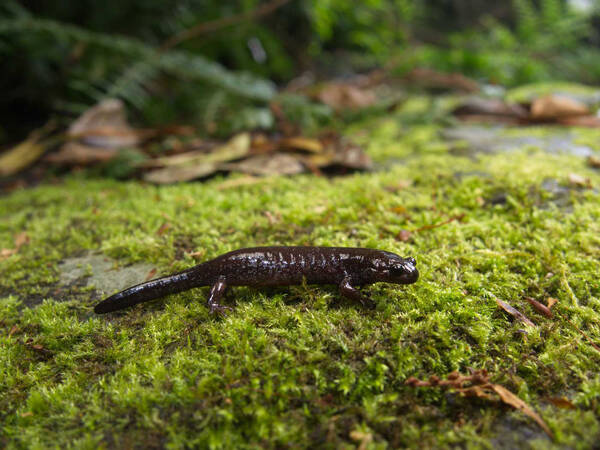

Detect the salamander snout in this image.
[389,257,419,284]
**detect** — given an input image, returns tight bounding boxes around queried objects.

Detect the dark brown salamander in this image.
[94,246,418,314]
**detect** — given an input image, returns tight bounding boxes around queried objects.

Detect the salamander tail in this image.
[94,271,196,314]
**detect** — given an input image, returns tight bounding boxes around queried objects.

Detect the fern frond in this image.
[0,17,276,102]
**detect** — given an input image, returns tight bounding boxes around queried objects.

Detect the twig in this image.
[160,0,291,51]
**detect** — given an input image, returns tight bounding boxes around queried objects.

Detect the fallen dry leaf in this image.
[490,384,553,438]
[406,370,553,439]
[453,98,527,119]
[530,95,589,120]
[144,133,251,184]
[14,232,29,249]
[315,82,376,111]
[8,325,19,337]
[68,99,142,148]
[20,412,33,418]
[0,248,17,259]
[557,115,600,128]
[495,298,536,327]
[0,125,56,176]
[349,430,373,450]
[45,142,119,165]
[156,223,171,236]
[279,136,323,153]
[397,230,412,242]
[546,297,558,309]
[524,296,553,318]
[567,173,591,188]
[221,153,305,176]
[588,155,600,168]
[547,397,576,410]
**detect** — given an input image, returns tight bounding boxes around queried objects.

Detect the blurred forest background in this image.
[1,0,600,145]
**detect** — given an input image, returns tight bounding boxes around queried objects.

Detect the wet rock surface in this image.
[443,125,596,157]
[58,253,155,297]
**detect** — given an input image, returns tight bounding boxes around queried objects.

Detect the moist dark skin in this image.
[94,246,418,314]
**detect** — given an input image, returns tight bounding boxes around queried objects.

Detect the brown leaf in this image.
[546,297,558,309]
[20,412,33,418]
[567,173,591,188]
[187,250,206,259]
[68,99,142,148]
[547,397,576,410]
[144,268,158,282]
[156,223,171,236]
[490,384,553,439]
[315,82,376,111]
[14,232,30,249]
[8,325,19,337]
[0,126,55,176]
[530,95,589,120]
[144,133,251,184]
[453,98,527,118]
[397,230,412,242]
[495,298,536,327]
[279,137,323,153]
[221,154,305,176]
[524,297,553,318]
[0,248,17,260]
[45,142,119,165]
[557,115,600,128]
[588,155,600,168]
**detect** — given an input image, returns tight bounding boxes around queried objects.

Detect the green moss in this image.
[1,107,600,448]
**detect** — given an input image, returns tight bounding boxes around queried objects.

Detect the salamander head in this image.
[367,253,419,284]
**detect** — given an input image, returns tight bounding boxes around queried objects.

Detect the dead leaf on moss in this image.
[490,384,553,438]
[587,155,600,168]
[530,95,589,120]
[546,297,558,309]
[156,223,171,236]
[406,370,553,439]
[495,298,536,327]
[8,325,19,337]
[547,397,576,410]
[524,296,553,318]
[14,232,30,248]
[567,173,591,188]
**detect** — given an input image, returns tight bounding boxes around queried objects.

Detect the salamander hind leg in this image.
[207,276,232,315]
[339,277,375,309]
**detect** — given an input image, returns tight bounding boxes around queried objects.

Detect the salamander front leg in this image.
[207,276,232,315]
[339,277,375,309]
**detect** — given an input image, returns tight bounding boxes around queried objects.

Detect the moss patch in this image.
[1,103,600,448]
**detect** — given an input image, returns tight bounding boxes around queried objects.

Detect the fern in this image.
[0,16,276,102]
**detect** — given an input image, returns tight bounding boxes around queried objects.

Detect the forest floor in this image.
[1,83,600,449]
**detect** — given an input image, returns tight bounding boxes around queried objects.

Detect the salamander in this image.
[93,246,418,314]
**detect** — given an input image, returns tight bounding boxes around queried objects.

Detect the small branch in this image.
[160,0,291,51]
